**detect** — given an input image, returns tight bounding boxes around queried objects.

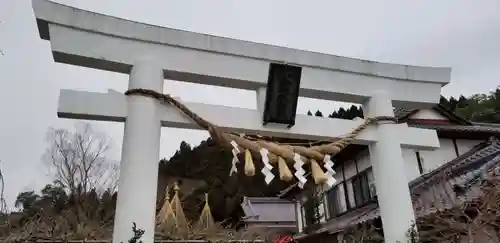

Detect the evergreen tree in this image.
[448,96,459,111]
[439,96,450,109]
[337,107,346,118]
[328,111,337,118]
[457,95,468,109]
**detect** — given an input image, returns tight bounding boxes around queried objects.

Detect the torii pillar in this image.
[112,59,164,243]
[364,90,417,242]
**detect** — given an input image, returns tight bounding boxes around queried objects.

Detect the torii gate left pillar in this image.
[113,60,163,243]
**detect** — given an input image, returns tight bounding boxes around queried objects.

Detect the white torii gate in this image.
[32,1,451,242]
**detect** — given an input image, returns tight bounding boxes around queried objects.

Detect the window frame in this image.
[351,169,375,207]
[326,185,341,219]
[301,185,324,227]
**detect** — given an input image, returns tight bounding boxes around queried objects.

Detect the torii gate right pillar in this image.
[364,90,417,243]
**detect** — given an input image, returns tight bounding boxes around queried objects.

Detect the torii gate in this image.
[32,1,451,242]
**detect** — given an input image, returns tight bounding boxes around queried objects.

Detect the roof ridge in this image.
[410,137,498,191]
[394,105,472,125]
[472,122,500,127]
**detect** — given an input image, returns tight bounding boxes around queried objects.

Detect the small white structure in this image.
[241,197,297,230]
[32,1,451,242]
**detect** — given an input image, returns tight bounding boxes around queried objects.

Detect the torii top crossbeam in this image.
[33,0,449,109]
[32,0,450,149]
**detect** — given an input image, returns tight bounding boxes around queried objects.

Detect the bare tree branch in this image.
[0,160,10,233]
[0,161,8,215]
[43,123,117,197]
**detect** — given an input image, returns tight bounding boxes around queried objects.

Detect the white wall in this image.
[456,139,482,155]
[419,138,457,173]
[343,160,358,180]
[356,150,371,172]
[402,148,421,181]
[411,109,448,120]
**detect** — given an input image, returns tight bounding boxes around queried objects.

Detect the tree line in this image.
[307,87,500,123]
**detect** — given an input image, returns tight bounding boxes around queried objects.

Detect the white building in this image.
[289,105,500,242]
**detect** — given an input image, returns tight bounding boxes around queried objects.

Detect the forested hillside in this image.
[439,87,500,123]
[308,87,500,123]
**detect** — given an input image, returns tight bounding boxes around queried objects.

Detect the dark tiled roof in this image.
[394,105,472,125]
[394,104,500,133]
[472,122,500,127]
[316,137,500,234]
[319,203,379,234]
[394,107,416,119]
[460,153,500,189]
[410,137,500,192]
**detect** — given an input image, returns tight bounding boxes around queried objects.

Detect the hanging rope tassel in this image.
[278,156,293,182]
[310,159,327,185]
[244,149,255,176]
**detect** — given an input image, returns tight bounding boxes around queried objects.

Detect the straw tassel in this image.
[171,182,189,238]
[310,159,327,185]
[156,186,177,235]
[244,149,255,176]
[195,193,216,232]
[278,156,293,182]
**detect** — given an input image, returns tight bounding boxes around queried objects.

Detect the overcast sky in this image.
[1,0,499,209]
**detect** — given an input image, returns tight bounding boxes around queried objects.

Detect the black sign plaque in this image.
[263,63,302,128]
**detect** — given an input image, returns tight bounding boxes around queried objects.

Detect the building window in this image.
[351,169,375,207]
[301,186,323,227]
[326,186,342,218]
[416,151,424,174]
[300,200,306,230]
